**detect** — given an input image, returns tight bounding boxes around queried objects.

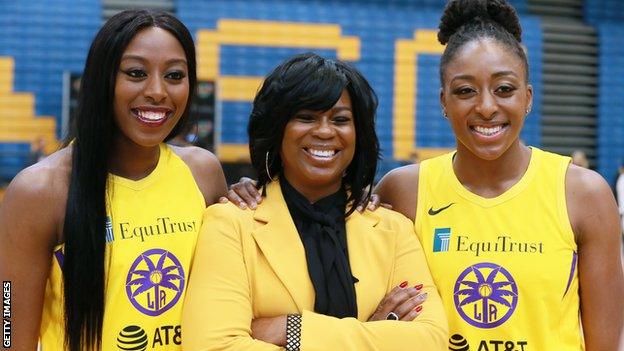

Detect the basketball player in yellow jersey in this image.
[0,10,227,351]
[374,1,624,350]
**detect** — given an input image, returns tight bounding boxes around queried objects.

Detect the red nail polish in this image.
[414,284,423,290]
[415,305,423,313]
[399,281,408,288]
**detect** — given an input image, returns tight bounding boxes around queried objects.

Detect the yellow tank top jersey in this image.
[415,148,581,351]
[40,144,205,350]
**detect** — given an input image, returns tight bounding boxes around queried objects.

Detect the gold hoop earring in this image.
[265,151,277,182]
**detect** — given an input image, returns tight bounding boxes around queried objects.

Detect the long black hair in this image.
[248,53,379,214]
[437,0,528,84]
[62,9,196,350]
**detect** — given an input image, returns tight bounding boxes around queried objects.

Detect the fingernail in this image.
[219,197,227,203]
[367,204,375,210]
[414,305,423,313]
[256,196,262,202]
[356,206,363,212]
[399,281,408,288]
[250,202,257,209]
[414,284,423,291]
[239,203,247,209]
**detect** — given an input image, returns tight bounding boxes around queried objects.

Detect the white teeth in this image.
[137,110,166,121]
[474,125,503,136]
[308,149,336,158]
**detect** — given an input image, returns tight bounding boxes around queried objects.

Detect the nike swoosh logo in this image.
[428,203,455,215]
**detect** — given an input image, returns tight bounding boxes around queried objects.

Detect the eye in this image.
[294,113,316,123]
[453,86,476,96]
[496,85,517,95]
[332,115,352,124]
[165,70,186,80]
[123,69,147,78]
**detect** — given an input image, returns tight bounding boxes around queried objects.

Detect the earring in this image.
[265,151,277,182]
[525,107,531,115]
[443,111,448,119]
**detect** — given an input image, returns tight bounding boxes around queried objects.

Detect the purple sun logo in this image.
[453,262,518,328]
[125,249,185,316]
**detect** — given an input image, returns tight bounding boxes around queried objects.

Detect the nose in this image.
[144,76,167,103]
[474,91,497,120]
[311,117,335,139]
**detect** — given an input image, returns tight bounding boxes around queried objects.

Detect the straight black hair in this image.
[248,53,379,214]
[62,9,196,350]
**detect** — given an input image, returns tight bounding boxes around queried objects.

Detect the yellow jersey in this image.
[415,148,582,351]
[40,144,205,350]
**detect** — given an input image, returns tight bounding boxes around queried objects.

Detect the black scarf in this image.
[280,178,358,318]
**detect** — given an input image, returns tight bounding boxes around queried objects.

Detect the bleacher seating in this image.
[0,0,542,183]
[585,0,624,25]
[596,24,624,182]
[0,1,100,181]
[177,0,540,178]
[0,56,57,182]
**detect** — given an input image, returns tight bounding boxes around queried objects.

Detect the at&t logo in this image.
[117,325,147,351]
[126,249,185,316]
[453,262,518,328]
[448,333,529,351]
[449,334,469,351]
[117,325,181,350]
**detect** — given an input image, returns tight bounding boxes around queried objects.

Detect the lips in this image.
[303,147,340,160]
[131,107,172,127]
[470,123,508,138]
[307,149,336,158]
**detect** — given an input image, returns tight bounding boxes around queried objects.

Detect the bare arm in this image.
[0,166,65,351]
[171,145,228,206]
[566,165,624,350]
[374,164,420,221]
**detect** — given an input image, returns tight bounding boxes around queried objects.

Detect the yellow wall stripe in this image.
[393,30,445,160]
[217,143,250,162]
[196,20,361,161]
[0,56,58,153]
[0,57,13,94]
[219,77,264,101]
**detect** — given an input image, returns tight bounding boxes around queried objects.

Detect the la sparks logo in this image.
[125,249,185,316]
[453,262,518,328]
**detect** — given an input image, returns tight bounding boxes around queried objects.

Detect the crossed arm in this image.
[182,204,448,351]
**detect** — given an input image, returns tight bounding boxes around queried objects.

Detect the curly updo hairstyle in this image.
[248,53,379,213]
[437,0,528,84]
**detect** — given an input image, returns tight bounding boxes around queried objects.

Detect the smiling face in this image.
[280,90,356,201]
[440,39,532,161]
[113,26,189,149]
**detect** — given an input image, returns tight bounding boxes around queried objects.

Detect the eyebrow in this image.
[331,106,353,112]
[120,54,187,66]
[492,70,518,78]
[450,71,518,83]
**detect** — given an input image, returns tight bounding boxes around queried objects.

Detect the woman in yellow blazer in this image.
[182,53,448,350]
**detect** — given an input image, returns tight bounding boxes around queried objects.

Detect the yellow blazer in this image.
[183,181,448,350]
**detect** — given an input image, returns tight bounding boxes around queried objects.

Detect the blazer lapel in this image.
[251,181,313,311]
[345,210,395,320]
